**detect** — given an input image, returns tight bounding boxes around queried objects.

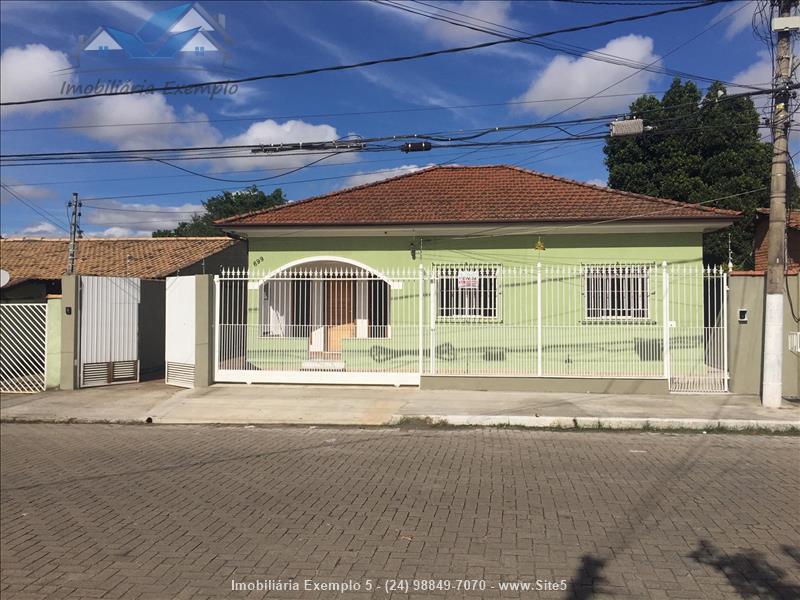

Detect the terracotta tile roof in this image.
[0,237,238,282]
[756,207,800,229]
[216,165,740,228]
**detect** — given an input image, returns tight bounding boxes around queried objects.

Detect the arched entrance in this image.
[259,257,392,367]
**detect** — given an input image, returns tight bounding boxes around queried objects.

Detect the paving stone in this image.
[1,424,798,598]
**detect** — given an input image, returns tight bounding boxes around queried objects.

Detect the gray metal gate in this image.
[0,303,47,393]
[79,276,140,387]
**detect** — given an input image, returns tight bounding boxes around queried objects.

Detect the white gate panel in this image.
[79,276,140,387]
[0,303,47,393]
[165,276,196,387]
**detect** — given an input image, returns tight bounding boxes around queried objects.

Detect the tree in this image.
[153,186,287,237]
[603,78,794,268]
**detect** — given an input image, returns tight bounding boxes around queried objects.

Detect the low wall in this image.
[421,376,669,395]
[728,272,800,396]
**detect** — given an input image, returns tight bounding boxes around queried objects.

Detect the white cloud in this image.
[732,50,773,93]
[343,164,428,188]
[92,227,152,238]
[419,1,518,45]
[0,180,54,203]
[367,0,538,64]
[0,44,76,115]
[218,119,356,172]
[15,221,61,237]
[83,200,203,233]
[585,178,607,188]
[711,1,759,40]
[514,35,662,117]
[70,92,351,173]
[71,92,221,150]
[732,50,773,128]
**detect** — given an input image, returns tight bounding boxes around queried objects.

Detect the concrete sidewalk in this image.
[2,380,799,432]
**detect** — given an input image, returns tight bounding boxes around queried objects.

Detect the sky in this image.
[0,0,778,238]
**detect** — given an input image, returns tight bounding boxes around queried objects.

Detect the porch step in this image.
[301,360,346,371]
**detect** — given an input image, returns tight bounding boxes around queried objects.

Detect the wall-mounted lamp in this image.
[410,242,417,260]
[534,236,546,252]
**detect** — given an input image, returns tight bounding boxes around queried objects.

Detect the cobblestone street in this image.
[1,424,798,599]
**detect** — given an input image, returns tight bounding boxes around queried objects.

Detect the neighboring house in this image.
[213,165,738,391]
[0,237,245,302]
[753,208,800,272]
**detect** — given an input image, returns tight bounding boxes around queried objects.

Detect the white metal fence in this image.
[214,263,728,391]
[0,303,48,393]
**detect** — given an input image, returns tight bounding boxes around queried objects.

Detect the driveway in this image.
[1,424,798,598]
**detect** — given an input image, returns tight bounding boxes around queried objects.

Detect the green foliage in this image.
[152,186,287,237]
[604,78,795,268]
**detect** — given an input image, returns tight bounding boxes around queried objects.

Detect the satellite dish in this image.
[0,269,9,288]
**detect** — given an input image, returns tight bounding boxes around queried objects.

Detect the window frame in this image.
[434,263,502,322]
[582,263,654,323]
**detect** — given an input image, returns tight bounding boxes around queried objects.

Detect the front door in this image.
[324,279,355,355]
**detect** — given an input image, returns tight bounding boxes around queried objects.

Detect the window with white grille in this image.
[437,265,500,320]
[583,264,651,320]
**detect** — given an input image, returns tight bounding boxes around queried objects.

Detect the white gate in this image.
[165,276,196,387]
[667,266,728,393]
[0,303,47,393]
[215,266,423,385]
[79,276,140,387]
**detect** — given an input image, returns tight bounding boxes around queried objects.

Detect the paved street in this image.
[1,424,798,599]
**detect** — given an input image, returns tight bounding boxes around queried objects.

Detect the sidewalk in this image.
[2,380,799,432]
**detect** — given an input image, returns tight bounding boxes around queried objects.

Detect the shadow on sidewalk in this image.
[690,539,800,599]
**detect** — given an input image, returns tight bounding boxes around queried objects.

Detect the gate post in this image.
[537,263,542,377]
[213,274,220,383]
[418,264,424,376]
[194,275,215,388]
[723,269,729,392]
[662,262,670,382]
[59,275,80,390]
[429,268,436,375]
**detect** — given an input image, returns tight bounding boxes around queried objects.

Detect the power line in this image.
[0,1,721,107]
[74,140,606,207]
[379,0,749,90]
[0,184,71,234]
[0,90,677,134]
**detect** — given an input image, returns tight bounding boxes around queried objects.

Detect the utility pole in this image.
[66,192,81,275]
[762,0,798,408]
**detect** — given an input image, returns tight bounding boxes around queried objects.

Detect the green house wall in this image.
[247,232,703,272]
[231,232,706,378]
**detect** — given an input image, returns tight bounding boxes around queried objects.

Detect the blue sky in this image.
[0,1,774,237]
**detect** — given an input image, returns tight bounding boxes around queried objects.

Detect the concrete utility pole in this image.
[762,0,798,408]
[66,192,81,275]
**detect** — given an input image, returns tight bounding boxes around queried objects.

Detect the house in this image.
[0,237,245,302]
[753,208,800,272]
[213,165,738,392]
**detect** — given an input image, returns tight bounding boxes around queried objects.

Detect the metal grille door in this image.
[668,266,728,393]
[0,303,47,393]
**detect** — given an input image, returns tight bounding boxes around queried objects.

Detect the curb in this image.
[387,414,800,433]
[3,415,799,433]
